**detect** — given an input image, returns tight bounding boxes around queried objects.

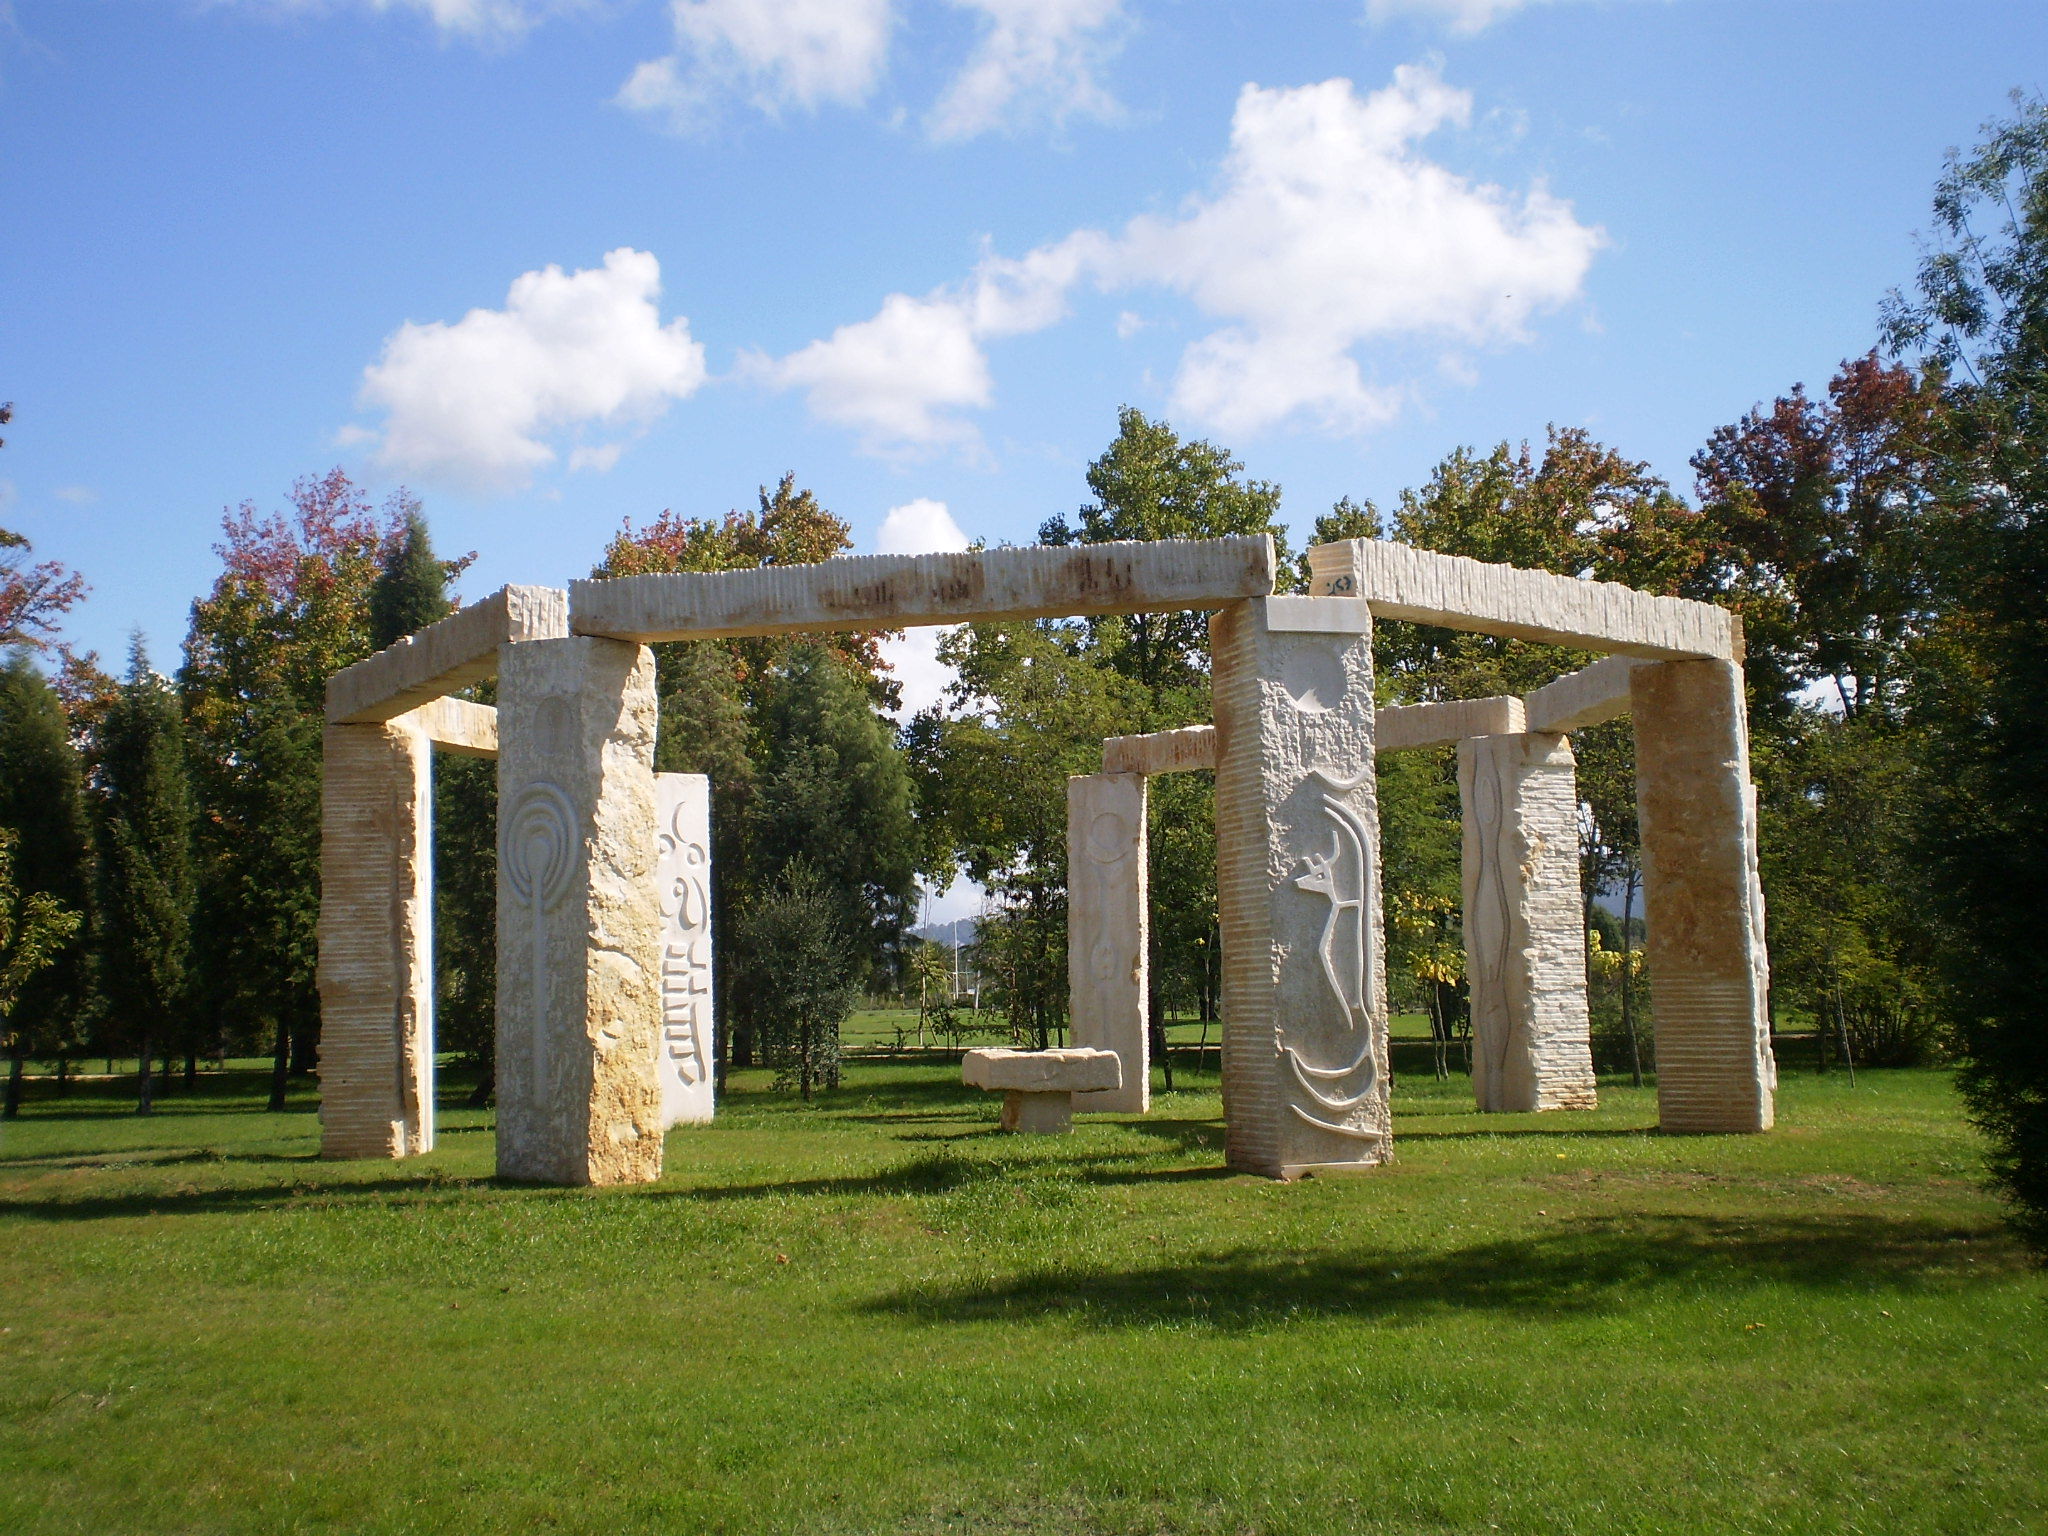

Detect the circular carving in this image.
[1087,809,1132,864]
[502,781,577,910]
[1280,644,1347,714]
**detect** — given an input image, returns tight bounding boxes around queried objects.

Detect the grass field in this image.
[1,1053,2041,1535]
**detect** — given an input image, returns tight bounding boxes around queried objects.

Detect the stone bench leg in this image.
[1001,1090,1075,1133]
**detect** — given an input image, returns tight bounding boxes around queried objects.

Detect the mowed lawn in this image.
[1,1057,2041,1535]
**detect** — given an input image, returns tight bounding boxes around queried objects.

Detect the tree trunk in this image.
[465,1034,495,1108]
[3,1046,23,1120]
[136,1032,155,1115]
[184,1049,197,1091]
[1150,981,1173,1091]
[266,1016,289,1113]
[1835,983,1857,1087]
[56,1056,69,1097]
[1622,871,1642,1089]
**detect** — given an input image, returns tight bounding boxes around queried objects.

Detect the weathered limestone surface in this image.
[963,1047,1122,1134]
[495,637,666,1185]
[326,585,568,724]
[1459,732,1598,1113]
[1377,696,1525,754]
[1102,724,1216,777]
[405,696,499,758]
[568,536,1276,642]
[1306,540,1737,660]
[316,719,435,1159]
[1212,596,1390,1178]
[1523,656,1641,734]
[654,772,715,1128]
[1066,772,1149,1113]
[1632,658,1777,1133]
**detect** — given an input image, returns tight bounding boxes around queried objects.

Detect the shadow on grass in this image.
[0,1172,500,1222]
[862,1212,2012,1329]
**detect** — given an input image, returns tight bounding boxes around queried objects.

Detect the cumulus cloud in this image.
[618,0,893,129]
[1363,0,1649,36]
[871,498,970,718]
[927,0,1128,140]
[358,248,707,493]
[230,0,569,42]
[767,67,1601,450]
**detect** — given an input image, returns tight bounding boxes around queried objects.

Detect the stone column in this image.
[1632,658,1776,1133]
[496,637,666,1185]
[654,771,715,1128]
[1066,771,1148,1114]
[316,717,435,1159]
[1459,732,1598,1113]
[1212,596,1388,1178]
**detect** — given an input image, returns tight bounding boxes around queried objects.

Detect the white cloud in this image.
[927,0,1127,141]
[51,485,97,505]
[756,292,991,453]
[871,498,970,718]
[1364,0,1644,37]
[618,0,893,129]
[358,248,707,493]
[231,0,569,42]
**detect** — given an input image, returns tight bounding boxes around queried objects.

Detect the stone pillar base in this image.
[1001,1091,1074,1133]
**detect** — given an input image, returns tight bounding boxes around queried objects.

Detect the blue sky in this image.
[4,0,2039,727]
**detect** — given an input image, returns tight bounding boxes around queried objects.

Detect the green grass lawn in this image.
[1,1060,2040,1535]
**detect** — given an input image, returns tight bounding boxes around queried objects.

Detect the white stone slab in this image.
[654,772,715,1129]
[962,1047,1122,1093]
[1305,540,1737,660]
[1523,656,1641,734]
[1633,658,1776,1133]
[405,696,499,758]
[495,637,665,1186]
[567,536,1276,642]
[1102,724,1216,777]
[1066,772,1149,1113]
[326,585,568,724]
[1460,732,1598,1114]
[316,718,434,1159]
[1212,596,1390,1178]
[1377,696,1526,754]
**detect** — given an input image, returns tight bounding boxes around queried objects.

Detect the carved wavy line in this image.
[1289,1104,1387,1140]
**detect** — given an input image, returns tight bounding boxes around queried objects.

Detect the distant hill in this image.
[908,916,979,948]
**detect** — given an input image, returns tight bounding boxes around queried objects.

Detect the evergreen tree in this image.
[740,862,859,1101]
[96,640,196,1114]
[367,503,457,650]
[0,826,82,1118]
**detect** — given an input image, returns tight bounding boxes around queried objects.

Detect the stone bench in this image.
[961,1048,1123,1133]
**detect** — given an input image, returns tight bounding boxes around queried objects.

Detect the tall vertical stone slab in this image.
[654,772,715,1128]
[1632,658,1776,1133]
[496,637,666,1185]
[1459,732,1598,1113]
[1212,596,1389,1177]
[1066,772,1149,1114]
[316,718,435,1159]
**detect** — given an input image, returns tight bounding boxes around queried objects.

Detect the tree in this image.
[0,403,90,651]
[1884,93,2048,1247]
[740,862,859,1100]
[0,826,82,1118]
[96,641,195,1115]
[366,503,462,650]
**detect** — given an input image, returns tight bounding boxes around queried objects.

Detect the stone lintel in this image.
[1523,656,1642,734]
[963,1047,1122,1094]
[1305,540,1737,660]
[404,697,499,758]
[326,586,568,724]
[1102,724,1216,776]
[567,536,1276,642]
[1377,696,1525,754]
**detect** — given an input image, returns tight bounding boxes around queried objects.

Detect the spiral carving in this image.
[502,781,577,911]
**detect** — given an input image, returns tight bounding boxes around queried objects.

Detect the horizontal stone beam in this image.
[1377,696,1525,754]
[567,536,1275,642]
[406,697,498,758]
[1103,724,1217,776]
[326,586,568,724]
[1305,540,1736,660]
[1523,655,1642,734]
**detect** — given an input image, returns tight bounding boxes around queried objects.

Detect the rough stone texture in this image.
[1632,658,1777,1133]
[1066,773,1149,1113]
[316,719,435,1159]
[1212,596,1391,1179]
[1102,724,1216,777]
[962,1048,1122,1093]
[1377,696,1526,754]
[568,536,1276,642]
[405,696,499,758]
[1001,1093,1077,1133]
[1523,656,1641,734]
[326,585,568,724]
[1306,540,1737,660]
[495,637,666,1185]
[1459,732,1599,1113]
[654,772,715,1128]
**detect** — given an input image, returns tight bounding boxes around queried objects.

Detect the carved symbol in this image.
[656,799,713,1098]
[1087,809,1132,865]
[502,781,577,1108]
[1283,764,1382,1138]
[1279,644,1347,714]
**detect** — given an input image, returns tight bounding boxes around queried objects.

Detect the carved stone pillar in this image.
[1459,731,1597,1113]
[654,771,714,1128]
[496,636,665,1185]
[1066,771,1148,1114]
[316,716,434,1159]
[1212,596,1388,1178]
[1633,658,1776,1133]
